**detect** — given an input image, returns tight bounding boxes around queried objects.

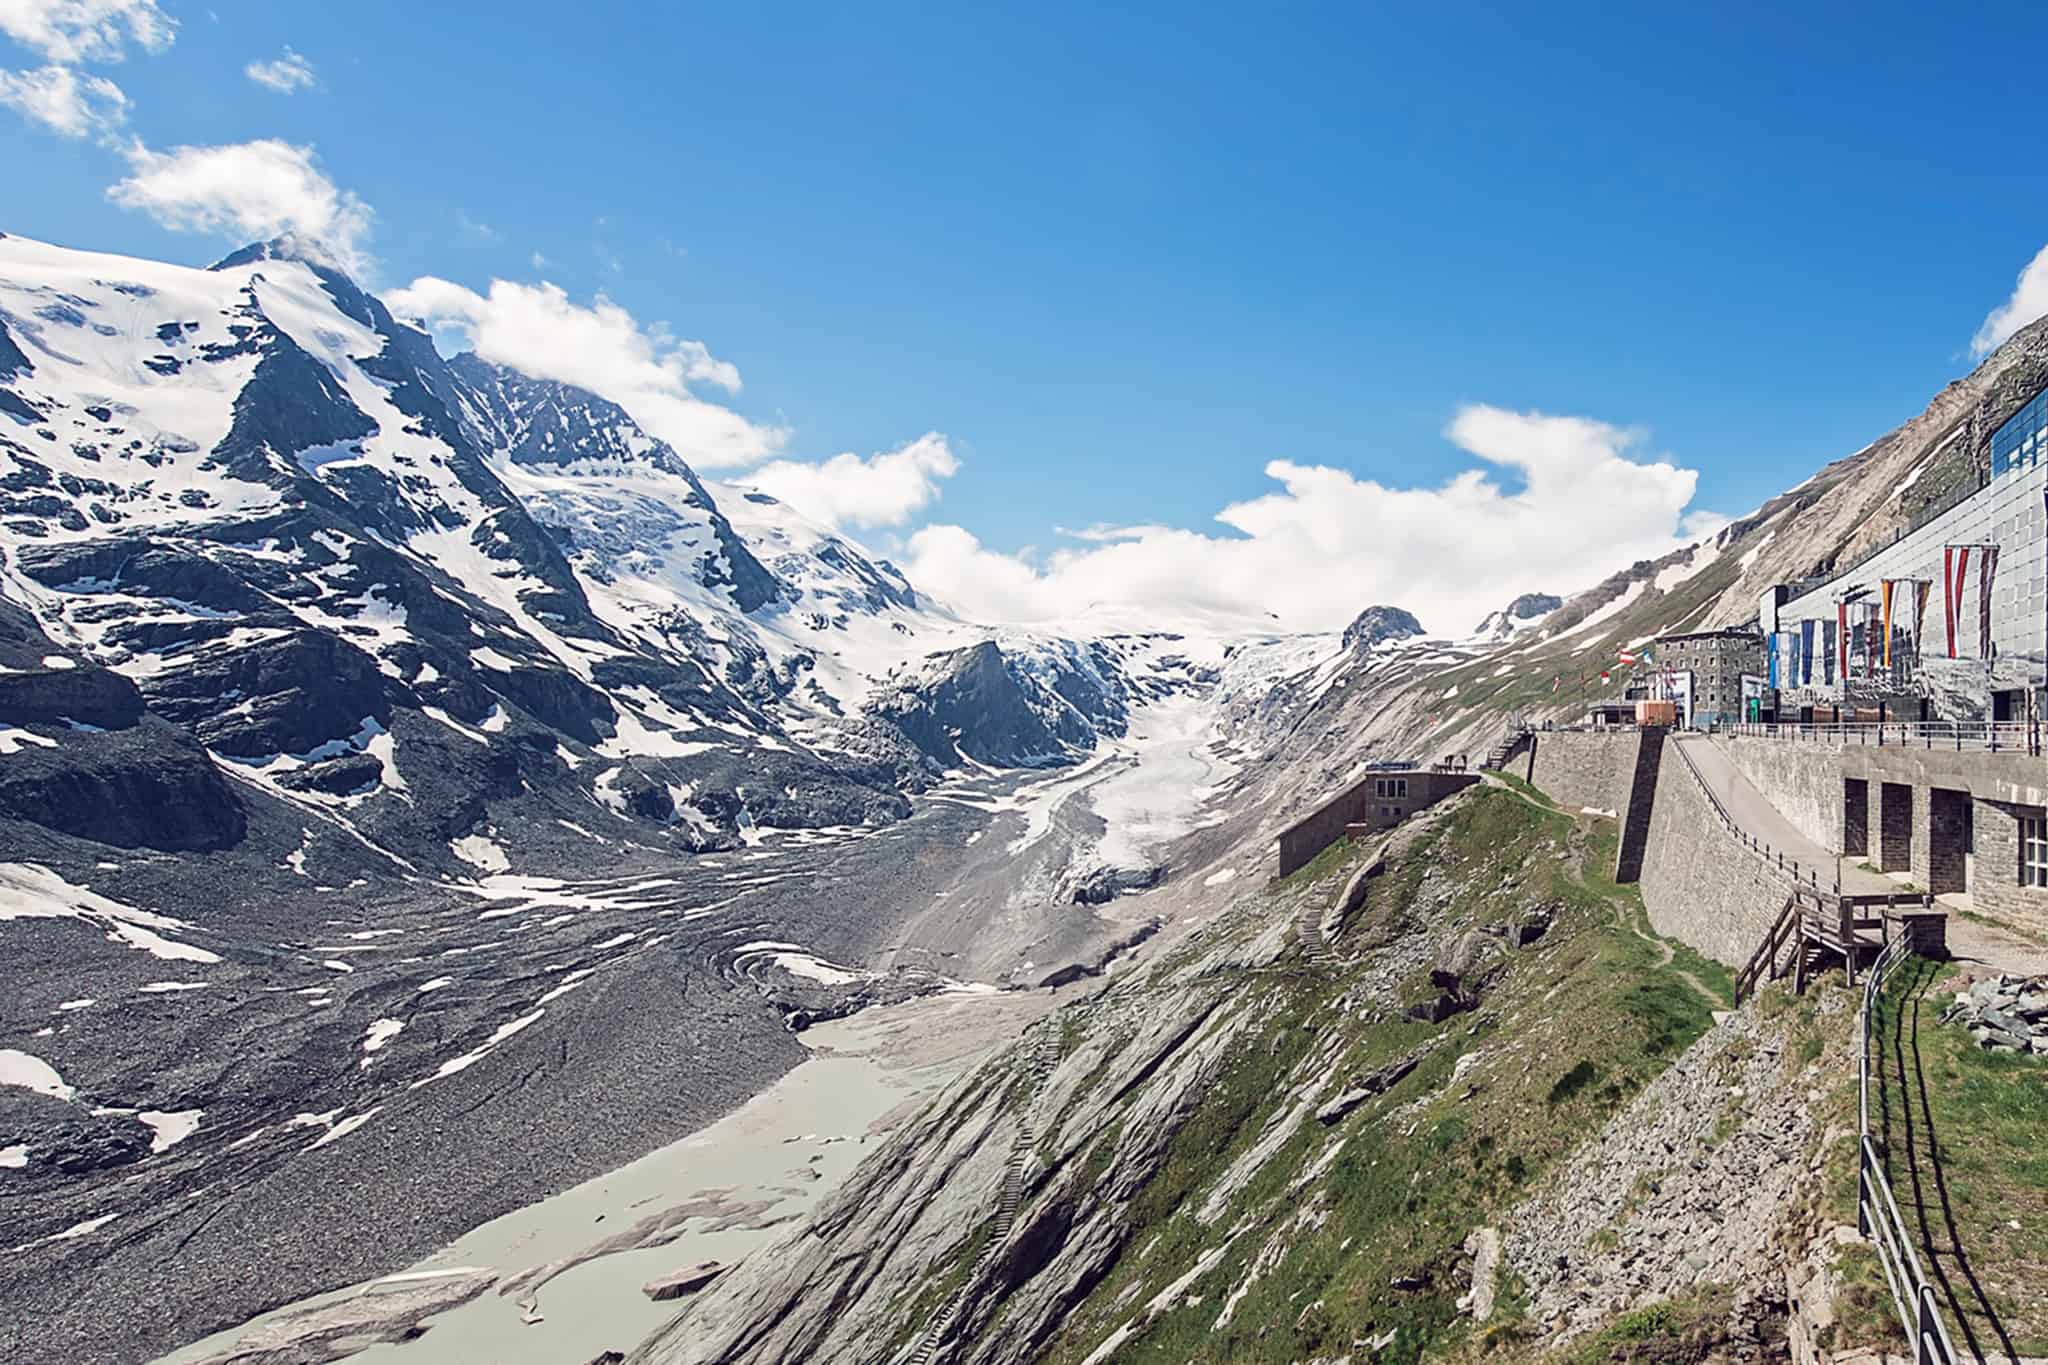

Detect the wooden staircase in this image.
[1734,885,1896,1004]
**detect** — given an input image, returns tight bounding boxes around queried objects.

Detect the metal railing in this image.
[1857,937,1962,1365]
[1726,719,2042,756]
[1666,734,1841,894]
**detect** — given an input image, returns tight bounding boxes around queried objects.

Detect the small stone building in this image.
[1276,767,1480,877]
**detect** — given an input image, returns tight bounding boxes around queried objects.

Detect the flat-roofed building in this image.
[1276,766,1480,876]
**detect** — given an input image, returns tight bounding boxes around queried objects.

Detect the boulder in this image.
[279,751,386,796]
[1069,864,1166,905]
[643,1261,727,1302]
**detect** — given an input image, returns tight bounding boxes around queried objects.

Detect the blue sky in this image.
[5,1,2048,631]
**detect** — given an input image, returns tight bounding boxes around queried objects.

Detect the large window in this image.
[1991,385,2048,477]
[1374,777,1409,800]
[2022,812,2048,890]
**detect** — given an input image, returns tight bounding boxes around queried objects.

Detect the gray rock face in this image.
[0,709,245,852]
[1500,1007,1816,1342]
[643,1261,727,1301]
[1066,864,1165,904]
[0,664,144,729]
[867,640,1119,768]
[1472,592,1562,639]
[1341,605,1426,652]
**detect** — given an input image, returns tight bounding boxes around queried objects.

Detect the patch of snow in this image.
[308,1106,382,1150]
[138,1108,202,1153]
[1202,868,1239,887]
[360,1019,404,1058]
[0,1049,74,1100]
[0,726,57,755]
[0,862,221,964]
[53,1213,117,1240]
[451,834,510,874]
[1652,539,1723,594]
[414,1009,546,1087]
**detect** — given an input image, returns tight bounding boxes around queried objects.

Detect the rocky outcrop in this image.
[0,665,144,729]
[0,713,245,852]
[643,1261,727,1302]
[1500,1003,1829,1343]
[1341,604,1425,652]
[867,640,1111,768]
[1473,592,1561,639]
[1941,972,2048,1053]
[1064,863,1165,904]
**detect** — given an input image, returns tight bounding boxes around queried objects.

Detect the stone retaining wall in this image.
[1525,730,1640,814]
[1639,737,1796,967]
[1709,736,1845,852]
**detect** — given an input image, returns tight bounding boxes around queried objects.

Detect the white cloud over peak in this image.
[902,405,1718,635]
[0,61,124,136]
[383,274,782,468]
[740,433,959,529]
[1971,243,2048,358]
[244,46,314,93]
[107,138,374,275]
[0,0,174,63]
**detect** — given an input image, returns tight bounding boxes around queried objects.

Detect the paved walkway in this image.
[1676,734,1893,896]
[1689,735,2048,977]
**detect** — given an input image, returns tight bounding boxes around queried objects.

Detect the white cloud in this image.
[0,61,123,137]
[383,274,781,467]
[106,137,373,275]
[0,0,174,63]
[741,433,959,529]
[902,405,1717,634]
[1971,243,2048,357]
[244,46,314,93]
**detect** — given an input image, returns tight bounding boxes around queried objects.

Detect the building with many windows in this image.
[1763,378,2048,722]
[1652,628,1765,728]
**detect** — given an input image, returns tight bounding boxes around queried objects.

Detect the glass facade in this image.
[1991,383,2048,477]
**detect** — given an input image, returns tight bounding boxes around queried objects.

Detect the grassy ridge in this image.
[1028,791,1735,1364]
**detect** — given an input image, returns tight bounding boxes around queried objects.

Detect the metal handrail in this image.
[1726,719,2041,756]
[1857,936,1962,1365]
[1665,734,1841,895]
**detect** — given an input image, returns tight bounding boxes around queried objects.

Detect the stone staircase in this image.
[1479,728,1532,772]
[1295,897,1337,969]
[906,1023,1062,1365]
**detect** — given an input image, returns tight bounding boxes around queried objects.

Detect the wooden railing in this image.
[1735,884,1928,1005]
[1735,893,1800,1004]
[1857,937,1962,1365]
